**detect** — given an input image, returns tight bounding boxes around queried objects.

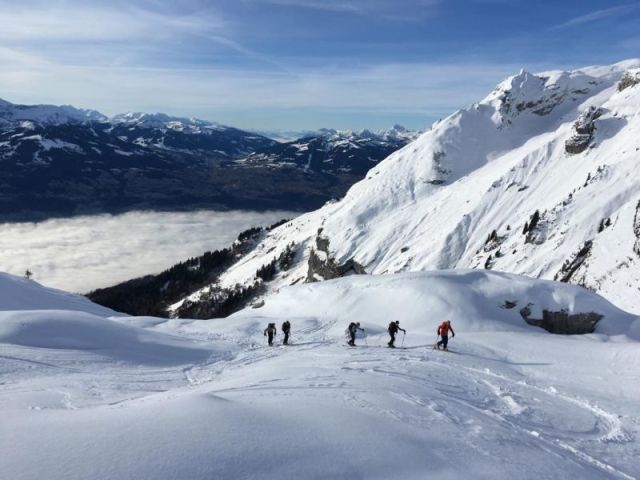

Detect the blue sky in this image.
[0,0,638,131]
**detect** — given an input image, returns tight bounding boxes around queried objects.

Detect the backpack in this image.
[388,322,397,333]
[282,321,290,332]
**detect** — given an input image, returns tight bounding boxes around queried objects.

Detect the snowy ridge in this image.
[233,125,419,176]
[0,272,117,316]
[110,112,228,134]
[205,59,640,313]
[0,98,107,126]
[1,269,639,479]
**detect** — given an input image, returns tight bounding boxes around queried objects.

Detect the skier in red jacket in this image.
[436,320,455,351]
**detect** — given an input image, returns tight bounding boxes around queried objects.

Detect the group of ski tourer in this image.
[264,318,455,351]
[263,321,291,346]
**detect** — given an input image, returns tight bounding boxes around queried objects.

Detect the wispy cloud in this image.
[0,3,224,42]
[0,47,540,129]
[552,3,640,29]
[0,1,291,73]
[253,0,441,18]
[260,0,363,13]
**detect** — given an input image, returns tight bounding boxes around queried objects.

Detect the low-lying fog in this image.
[0,210,297,293]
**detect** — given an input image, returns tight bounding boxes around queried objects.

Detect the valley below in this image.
[0,209,295,293]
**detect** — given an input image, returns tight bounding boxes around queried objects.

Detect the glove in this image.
[452,333,455,338]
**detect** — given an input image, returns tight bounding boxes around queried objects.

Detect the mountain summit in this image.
[165,60,640,315]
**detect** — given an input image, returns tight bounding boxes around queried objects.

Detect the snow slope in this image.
[1,270,639,479]
[204,60,640,314]
[0,272,117,315]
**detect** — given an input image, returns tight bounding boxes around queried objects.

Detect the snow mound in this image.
[0,272,119,315]
[0,310,217,365]
[235,270,640,340]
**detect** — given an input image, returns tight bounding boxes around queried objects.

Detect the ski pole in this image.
[363,330,368,346]
[401,332,405,347]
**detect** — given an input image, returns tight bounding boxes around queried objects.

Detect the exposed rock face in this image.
[565,106,603,154]
[306,230,366,282]
[519,304,602,334]
[618,71,640,92]
[634,201,640,256]
[555,240,593,283]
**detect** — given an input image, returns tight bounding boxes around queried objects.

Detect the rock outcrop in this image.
[618,71,640,92]
[634,201,640,256]
[554,240,593,283]
[565,106,603,154]
[307,229,366,282]
[519,304,602,334]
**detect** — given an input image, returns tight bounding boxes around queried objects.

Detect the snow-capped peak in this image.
[209,59,640,315]
[110,112,226,132]
[0,98,108,126]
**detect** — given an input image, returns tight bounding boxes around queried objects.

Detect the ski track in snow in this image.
[184,336,637,480]
[2,272,640,479]
[2,328,639,479]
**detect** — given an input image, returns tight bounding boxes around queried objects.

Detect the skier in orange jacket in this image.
[436,320,455,351]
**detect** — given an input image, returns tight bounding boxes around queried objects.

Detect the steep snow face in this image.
[0,98,107,126]
[1,270,639,480]
[211,60,640,314]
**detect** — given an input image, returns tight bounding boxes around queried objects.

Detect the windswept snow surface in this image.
[210,60,640,314]
[1,270,639,479]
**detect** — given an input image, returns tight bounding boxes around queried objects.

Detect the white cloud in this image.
[0,52,533,124]
[552,3,640,29]
[259,0,364,13]
[0,3,227,42]
[0,210,296,293]
[254,0,442,19]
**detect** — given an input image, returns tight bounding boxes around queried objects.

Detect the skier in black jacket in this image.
[347,322,364,346]
[264,323,277,346]
[282,320,291,345]
[387,320,406,348]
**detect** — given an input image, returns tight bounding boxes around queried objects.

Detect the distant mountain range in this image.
[235,126,418,176]
[0,99,419,221]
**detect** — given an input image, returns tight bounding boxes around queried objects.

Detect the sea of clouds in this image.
[0,210,296,293]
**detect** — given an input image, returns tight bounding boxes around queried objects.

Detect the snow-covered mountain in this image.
[109,112,275,156]
[159,60,640,316]
[0,100,412,220]
[111,112,223,131]
[0,98,107,127]
[2,269,639,479]
[250,128,322,143]
[235,125,419,176]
